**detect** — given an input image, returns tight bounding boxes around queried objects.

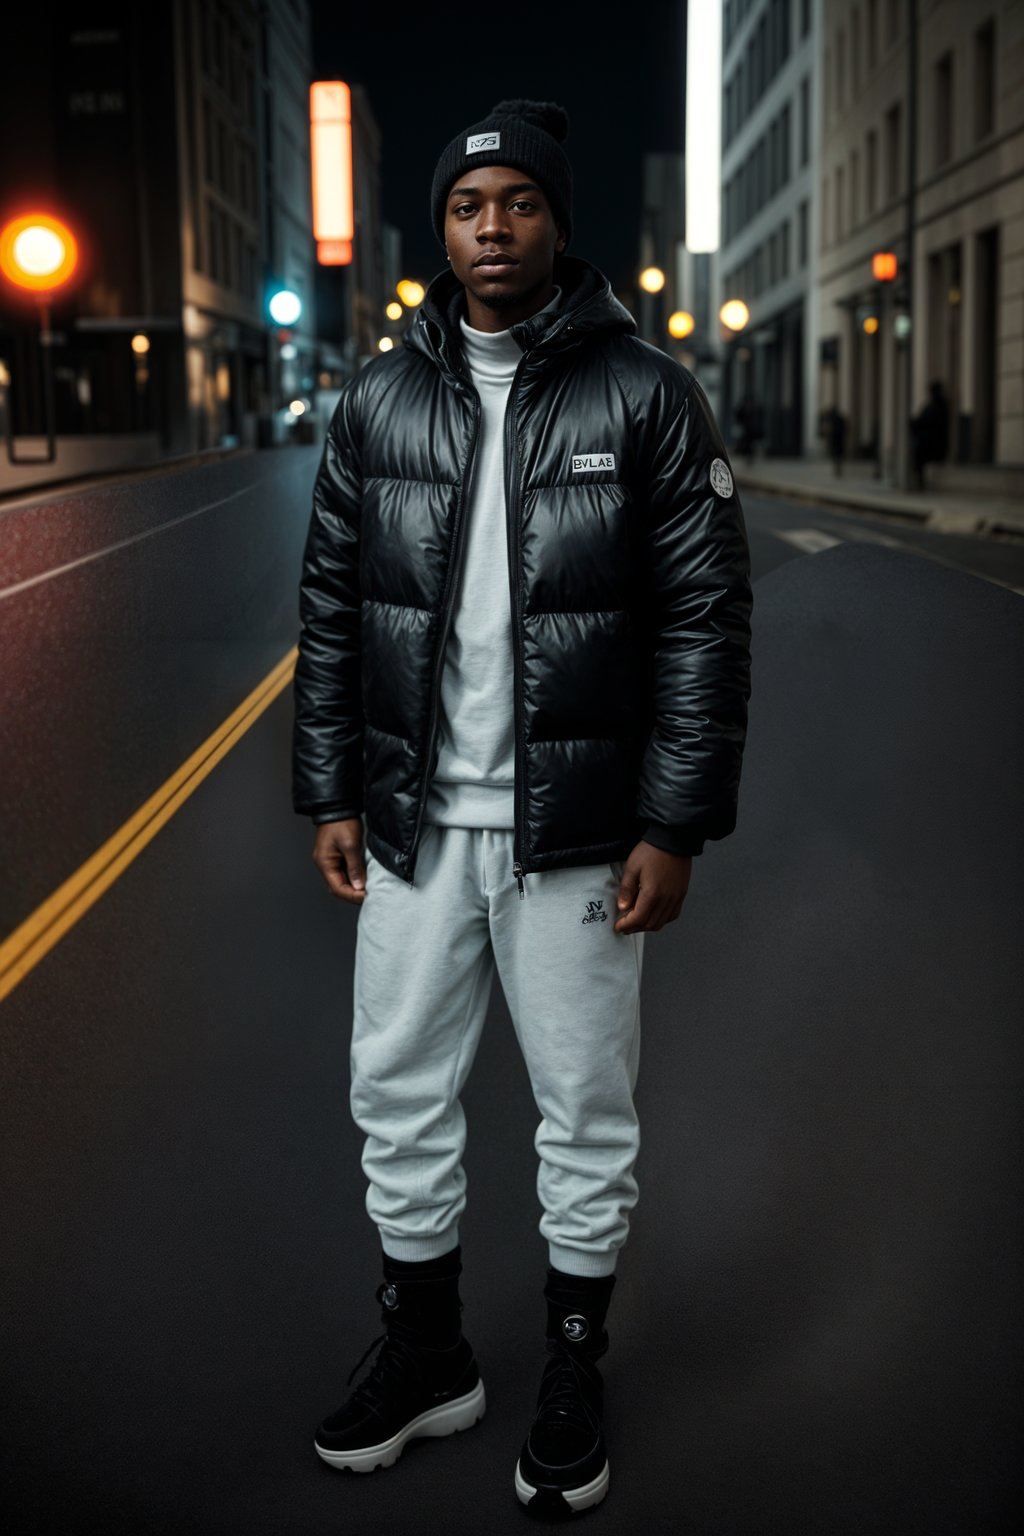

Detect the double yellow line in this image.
[0,647,298,1002]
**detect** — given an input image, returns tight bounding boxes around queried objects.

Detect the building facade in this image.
[819,0,1022,481]
[719,0,818,455]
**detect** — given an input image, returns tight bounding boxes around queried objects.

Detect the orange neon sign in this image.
[310,82,354,265]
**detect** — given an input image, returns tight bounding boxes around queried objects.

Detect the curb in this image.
[734,474,1024,542]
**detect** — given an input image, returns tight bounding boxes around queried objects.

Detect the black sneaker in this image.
[514,1325,610,1514]
[314,1281,486,1473]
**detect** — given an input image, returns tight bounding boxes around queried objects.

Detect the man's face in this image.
[444,163,567,322]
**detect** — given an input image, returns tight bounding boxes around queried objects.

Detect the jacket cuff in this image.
[308,807,364,826]
[641,822,705,857]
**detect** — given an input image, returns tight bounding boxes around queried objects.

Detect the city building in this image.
[719,0,818,455]
[0,0,391,491]
[819,0,1023,484]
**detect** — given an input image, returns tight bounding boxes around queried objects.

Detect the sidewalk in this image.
[733,455,1024,539]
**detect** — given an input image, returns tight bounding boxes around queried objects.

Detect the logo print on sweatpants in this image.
[563,1314,590,1341]
[582,898,607,925]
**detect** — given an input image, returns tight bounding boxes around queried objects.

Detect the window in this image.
[836,163,845,241]
[867,0,878,69]
[935,52,953,167]
[203,107,215,184]
[852,7,861,96]
[974,19,995,141]
[866,128,878,213]
[884,101,901,199]
[799,199,809,266]
[781,219,790,278]
[837,28,845,111]
[801,75,810,166]
[886,0,900,47]
[851,148,859,227]
[822,178,830,248]
[782,102,790,183]
[801,0,811,40]
[824,46,831,123]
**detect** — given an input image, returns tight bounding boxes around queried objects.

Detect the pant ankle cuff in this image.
[380,1227,461,1263]
[547,1243,618,1278]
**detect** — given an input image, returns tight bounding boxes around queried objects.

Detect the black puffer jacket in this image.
[292,252,753,888]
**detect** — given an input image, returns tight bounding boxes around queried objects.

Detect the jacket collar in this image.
[404,253,636,384]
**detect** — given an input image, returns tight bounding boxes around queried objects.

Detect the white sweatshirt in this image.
[424,287,563,830]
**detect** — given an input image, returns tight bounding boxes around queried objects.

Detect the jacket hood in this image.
[404,252,636,381]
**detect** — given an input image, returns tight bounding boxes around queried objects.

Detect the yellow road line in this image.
[0,646,299,1002]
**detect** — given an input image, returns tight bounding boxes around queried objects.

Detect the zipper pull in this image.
[513,861,525,900]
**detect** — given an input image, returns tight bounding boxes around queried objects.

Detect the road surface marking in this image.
[772,528,844,554]
[0,647,299,1000]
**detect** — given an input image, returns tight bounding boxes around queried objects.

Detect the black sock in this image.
[381,1243,462,1281]
[379,1245,463,1348]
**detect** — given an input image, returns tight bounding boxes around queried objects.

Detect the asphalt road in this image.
[2,451,1021,1534]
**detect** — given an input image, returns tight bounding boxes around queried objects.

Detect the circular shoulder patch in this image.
[710,458,734,498]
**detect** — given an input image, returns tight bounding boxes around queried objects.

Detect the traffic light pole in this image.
[4,301,57,466]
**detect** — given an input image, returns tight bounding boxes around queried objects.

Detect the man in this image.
[910,380,950,490]
[292,98,753,1515]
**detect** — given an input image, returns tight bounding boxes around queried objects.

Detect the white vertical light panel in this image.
[685,0,722,253]
[310,82,353,265]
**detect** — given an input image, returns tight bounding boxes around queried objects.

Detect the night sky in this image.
[310,0,687,297]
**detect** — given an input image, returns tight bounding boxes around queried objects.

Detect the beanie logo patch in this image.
[572,453,616,474]
[467,131,500,153]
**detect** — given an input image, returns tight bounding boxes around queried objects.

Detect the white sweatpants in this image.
[350,823,646,1278]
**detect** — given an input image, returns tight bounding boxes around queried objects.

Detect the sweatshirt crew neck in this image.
[424,285,563,833]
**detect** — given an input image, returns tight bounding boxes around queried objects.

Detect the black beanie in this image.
[430,98,573,251]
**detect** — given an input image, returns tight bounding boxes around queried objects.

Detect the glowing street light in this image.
[269,288,302,326]
[131,333,150,354]
[668,311,695,340]
[0,211,81,466]
[385,301,403,320]
[872,251,898,282]
[0,212,79,292]
[639,266,665,294]
[396,280,425,307]
[378,337,395,352]
[719,299,750,332]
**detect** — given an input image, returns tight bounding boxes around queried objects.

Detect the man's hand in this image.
[613,841,693,933]
[312,818,367,904]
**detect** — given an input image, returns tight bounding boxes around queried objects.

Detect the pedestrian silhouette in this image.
[910,380,950,491]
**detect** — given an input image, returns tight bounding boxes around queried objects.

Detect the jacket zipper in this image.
[504,354,530,899]
[407,379,481,883]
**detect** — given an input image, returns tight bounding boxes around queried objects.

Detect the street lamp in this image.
[637,265,667,347]
[0,210,80,465]
[719,298,750,448]
[396,280,425,307]
[872,251,898,480]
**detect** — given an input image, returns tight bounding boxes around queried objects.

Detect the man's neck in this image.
[464,277,558,334]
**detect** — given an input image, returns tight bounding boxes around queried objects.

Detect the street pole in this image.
[897,0,918,490]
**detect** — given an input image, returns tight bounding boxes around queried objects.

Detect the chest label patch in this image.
[467,131,500,153]
[572,453,616,473]
[710,458,734,498]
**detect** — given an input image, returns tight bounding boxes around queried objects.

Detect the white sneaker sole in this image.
[314,1378,486,1473]
[515,1455,610,1512]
